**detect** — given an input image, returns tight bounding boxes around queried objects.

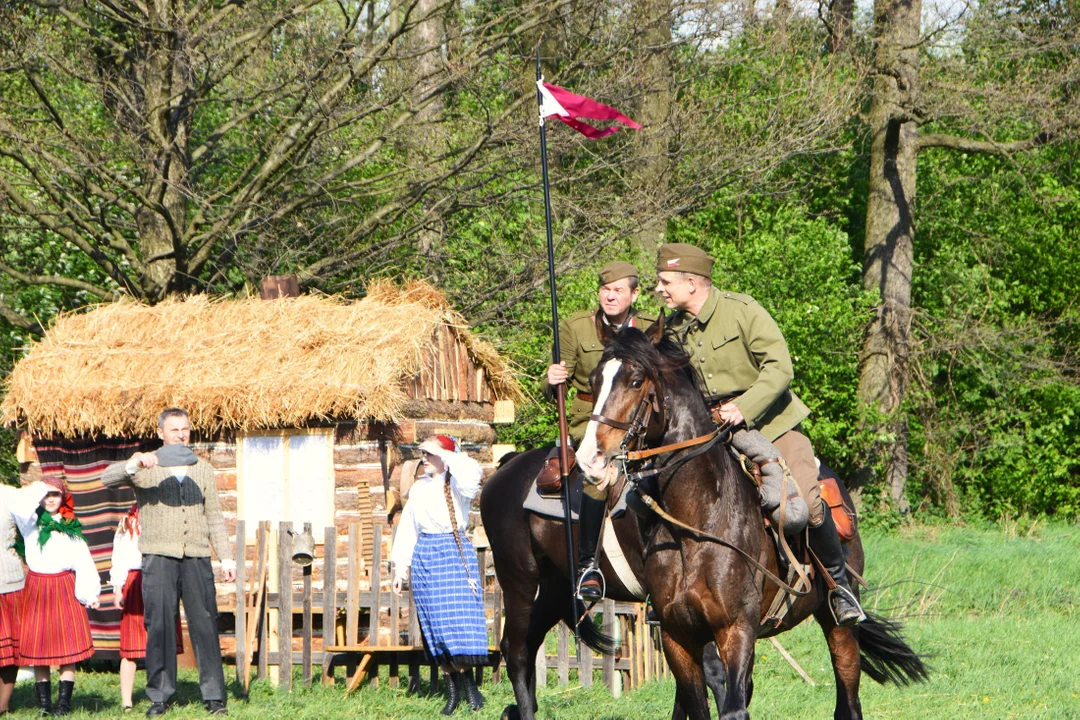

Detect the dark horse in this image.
[480,318,928,720]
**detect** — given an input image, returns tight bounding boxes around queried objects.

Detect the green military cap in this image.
[656,243,714,278]
[597,260,639,285]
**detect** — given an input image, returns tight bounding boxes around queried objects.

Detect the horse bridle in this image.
[588,375,666,455]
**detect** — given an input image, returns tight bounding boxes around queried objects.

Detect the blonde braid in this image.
[442,473,477,594]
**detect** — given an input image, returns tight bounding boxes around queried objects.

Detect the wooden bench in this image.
[323,645,502,696]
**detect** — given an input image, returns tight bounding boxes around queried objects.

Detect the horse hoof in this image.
[500,705,521,720]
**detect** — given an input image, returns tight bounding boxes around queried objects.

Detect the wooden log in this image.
[322,525,337,687]
[256,523,269,680]
[371,524,383,647]
[260,274,300,299]
[602,600,616,691]
[556,622,569,687]
[346,525,360,646]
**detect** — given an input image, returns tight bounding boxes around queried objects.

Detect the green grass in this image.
[11,522,1080,718]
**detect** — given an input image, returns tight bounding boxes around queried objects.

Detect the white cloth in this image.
[10,482,101,606]
[109,529,143,595]
[391,452,482,584]
[125,457,187,482]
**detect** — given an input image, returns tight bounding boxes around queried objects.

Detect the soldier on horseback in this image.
[537,260,655,602]
[654,242,866,627]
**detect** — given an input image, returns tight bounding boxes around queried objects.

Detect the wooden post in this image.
[369,524,383,688]
[322,525,337,686]
[257,523,269,681]
[259,274,300,299]
[556,623,569,687]
[302,522,313,686]
[602,599,616,692]
[234,520,246,690]
[266,526,279,684]
[278,522,294,690]
[491,580,503,684]
[578,634,593,687]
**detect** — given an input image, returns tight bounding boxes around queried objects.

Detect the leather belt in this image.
[577,391,595,403]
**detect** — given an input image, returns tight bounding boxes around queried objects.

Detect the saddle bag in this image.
[818,475,857,542]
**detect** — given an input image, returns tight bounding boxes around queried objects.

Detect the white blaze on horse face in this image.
[576,359,622,480]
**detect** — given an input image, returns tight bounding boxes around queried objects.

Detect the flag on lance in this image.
[537,81,642,139]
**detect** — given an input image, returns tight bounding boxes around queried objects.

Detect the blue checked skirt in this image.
[412,532,489,666]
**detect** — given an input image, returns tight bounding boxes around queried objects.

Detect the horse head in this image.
[576,314,696,480]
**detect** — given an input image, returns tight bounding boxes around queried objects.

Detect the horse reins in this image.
[589,377,811,598]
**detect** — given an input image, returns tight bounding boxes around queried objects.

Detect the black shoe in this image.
[440,672,461,715]
[204,701,228,716]
[54,680,74,716]
[809,502,866,627]
[460,671,484,712]
[145,703,170,718]
[34,680,51,716]
[576,566,604,602]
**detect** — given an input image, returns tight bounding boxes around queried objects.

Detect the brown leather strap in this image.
[590,413,633,430]
[577,391,595,403]
[624,428,722,461]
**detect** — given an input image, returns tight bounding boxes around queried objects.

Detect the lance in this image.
[536,47,579,618]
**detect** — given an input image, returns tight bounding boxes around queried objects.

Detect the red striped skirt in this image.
[18,571,94,666]
[119,571,184,660]
[0,590,21,667]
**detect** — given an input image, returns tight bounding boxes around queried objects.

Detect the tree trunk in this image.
[857,0,921,512]
[629,0,673,256]
[827,0,855,53]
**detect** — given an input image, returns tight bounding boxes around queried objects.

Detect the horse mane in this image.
[601,326,692,386]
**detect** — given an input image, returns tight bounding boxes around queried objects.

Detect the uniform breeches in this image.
[772,427,824,526]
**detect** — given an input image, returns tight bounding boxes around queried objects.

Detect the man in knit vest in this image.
[0,484,34,713]
[103,408,235,717]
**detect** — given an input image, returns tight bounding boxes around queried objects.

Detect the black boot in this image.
[809,503,866,627]
[54,680,74,716]
[460,671,484,712]
[440,672,461,715]
[576,494,607,602]
[34,680,51,716]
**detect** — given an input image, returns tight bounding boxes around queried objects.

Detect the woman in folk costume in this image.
[392,435,488,715]
[0,483,44,714]
[10,477,100,716]
[110,503,184,712]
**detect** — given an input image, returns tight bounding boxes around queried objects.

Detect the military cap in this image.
[597,260,639,285]
[656,243,714,278]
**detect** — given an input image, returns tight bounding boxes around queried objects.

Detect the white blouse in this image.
[10,482,102,606]
[391,452,482,583]
[109,529,142,595]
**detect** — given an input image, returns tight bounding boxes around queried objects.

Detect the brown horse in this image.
[481,319,928,719]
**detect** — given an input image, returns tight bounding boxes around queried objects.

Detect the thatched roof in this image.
[2,281,520,438]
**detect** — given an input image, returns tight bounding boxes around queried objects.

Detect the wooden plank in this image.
[556,622,569,687]
[578,634,592,687]
[370,524,383,646]
[491,581,503,684]
[602,599,616,691]
[234,521,246,691]
[346,525,360,646]
[257,523,269,680]
[278,522,293,691]
[322,525,337,686]
[388,525,399,687]
[302,523,313,686]
[344,653,373,697]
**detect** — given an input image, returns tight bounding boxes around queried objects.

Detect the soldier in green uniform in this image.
[540,260,656,601]
[654,243,865,627]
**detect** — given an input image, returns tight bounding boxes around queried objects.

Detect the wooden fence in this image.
[231,521,669,694]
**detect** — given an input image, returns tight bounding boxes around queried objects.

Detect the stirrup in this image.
[576,564,606,603]
[828,585,867,627]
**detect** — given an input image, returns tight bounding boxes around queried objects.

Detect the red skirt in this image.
[0,590,21,667]
[19,570,94,666]
[120,570,184,660]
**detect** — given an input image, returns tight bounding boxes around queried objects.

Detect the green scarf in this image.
[35,507,86,549]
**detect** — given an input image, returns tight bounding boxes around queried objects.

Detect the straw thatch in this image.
[2,280,521,438]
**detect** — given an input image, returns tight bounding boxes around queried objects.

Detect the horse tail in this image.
[857,612,931,686]
[566,599,620,656]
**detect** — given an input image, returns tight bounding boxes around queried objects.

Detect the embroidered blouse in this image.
[390,452,482,583]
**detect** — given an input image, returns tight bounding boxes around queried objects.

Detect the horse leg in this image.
[662,635,711,720]
[499,570,543,720]
[714,622,756,720]
[814,608,863,720]
[703,641,727,710]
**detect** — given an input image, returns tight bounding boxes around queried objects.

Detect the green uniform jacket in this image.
[542,308,657,442]
[667,287,810,442]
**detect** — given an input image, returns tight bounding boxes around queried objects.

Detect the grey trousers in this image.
[142,554,226,704]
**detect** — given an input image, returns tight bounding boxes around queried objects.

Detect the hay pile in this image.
[2,280,520,438]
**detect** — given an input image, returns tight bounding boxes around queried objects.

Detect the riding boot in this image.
[440,672,462,715]
[808,503,866,627]
[576,494,607,602]
[54,680,75,716]
[34,680,51,716]
[460,671,484,712]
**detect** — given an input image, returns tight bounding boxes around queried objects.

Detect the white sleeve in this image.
[73,539,102,606]
[390,502,418,583]
[109,531,137,592]
[10,482,49,535]
[446,454,483,501]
